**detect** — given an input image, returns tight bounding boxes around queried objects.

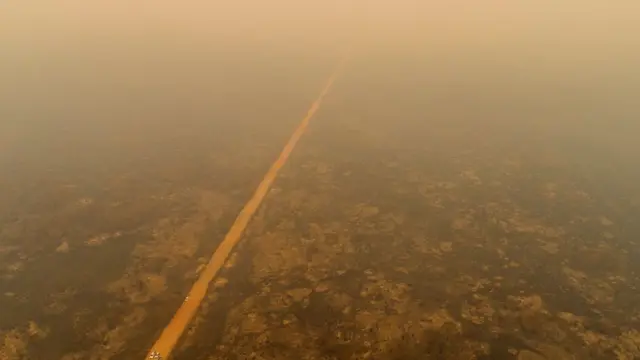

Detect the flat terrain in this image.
[170,54,640,360]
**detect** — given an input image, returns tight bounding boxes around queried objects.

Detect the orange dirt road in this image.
[146,54,350,360]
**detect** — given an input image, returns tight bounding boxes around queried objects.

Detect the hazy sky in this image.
[3,1,639,65]
[2,1,640,166]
